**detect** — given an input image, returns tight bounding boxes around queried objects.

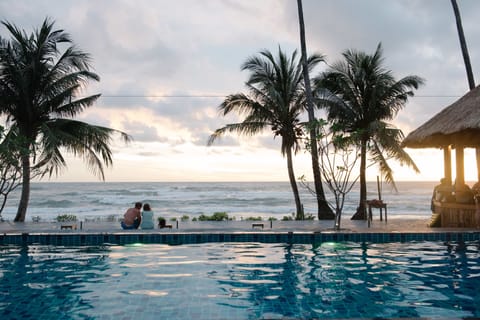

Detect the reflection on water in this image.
[0,245,111,319]
[0,242,479,319]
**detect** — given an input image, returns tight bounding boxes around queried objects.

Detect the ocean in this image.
[0,181,438,222]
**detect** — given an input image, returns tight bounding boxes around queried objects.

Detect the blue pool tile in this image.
[2,231,480,246]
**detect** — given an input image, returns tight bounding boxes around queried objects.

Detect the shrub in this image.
[282,215,293,221]
[294,213,315,221]
[268,217,278,221]
[180,215,190,221]
[212,212,230,221]
[304,214,315,220]
[198,212,231,221]
[245,216,262,221]
[56,214,77,222]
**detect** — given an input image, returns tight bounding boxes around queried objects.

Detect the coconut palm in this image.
[451,0,475,90]
[315,43,423,219]
[0,18,131,222]
[208,48,324,219]
[296,0,333,219]
[450,0,480,182]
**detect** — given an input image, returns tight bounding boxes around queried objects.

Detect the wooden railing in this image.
[432,201,478,228]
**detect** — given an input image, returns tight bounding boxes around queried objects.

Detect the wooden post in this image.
[444,146,453,185]
[455,146,465,188]
[376,176,382,201]
[476,148,480,182]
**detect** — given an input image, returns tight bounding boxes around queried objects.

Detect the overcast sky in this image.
[1,0,479,182]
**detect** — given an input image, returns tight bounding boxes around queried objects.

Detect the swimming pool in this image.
[0,241,479,319]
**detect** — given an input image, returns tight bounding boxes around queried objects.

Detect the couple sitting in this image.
[121,202,155,229]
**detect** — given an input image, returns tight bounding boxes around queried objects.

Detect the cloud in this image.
[2,0,480,182]
[121,120,162,142]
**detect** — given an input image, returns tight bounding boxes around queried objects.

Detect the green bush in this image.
[282,215,293,221]
[180,215,190,221]
[198,212,231,221]
[56,214,77,222]
[268,217,278,221]
[245,216,262,221]
[304,214,315,220]
[213,212,230,221]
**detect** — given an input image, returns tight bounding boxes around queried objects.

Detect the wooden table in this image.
[366,200,387,222]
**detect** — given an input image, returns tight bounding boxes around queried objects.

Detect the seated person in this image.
[433,178,453,202]
[472,181,480,196]
[455,183,474,204]
[140,203,154,230]
[121,202,142,229]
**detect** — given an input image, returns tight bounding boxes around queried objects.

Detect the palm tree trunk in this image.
[352,138,367,220]
[451,0,475,90]
[296,0,334,220]
[14,154,30,222]
[451,0,479,182]
[286,148,303,219]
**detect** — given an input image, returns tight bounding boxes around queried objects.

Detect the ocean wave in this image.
[1,181,434,222]
[31,199,76,208]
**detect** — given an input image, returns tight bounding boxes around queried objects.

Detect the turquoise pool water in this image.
[0,241,479,319]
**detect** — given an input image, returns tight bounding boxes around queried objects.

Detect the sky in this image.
[0,0,479,183]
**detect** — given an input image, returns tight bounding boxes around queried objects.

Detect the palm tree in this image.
[208,48,324,219]
[450,0,480,183]
[0,18,131,222]
[314,43,423,219]
[296,0,334,219]
[451,0,475,90]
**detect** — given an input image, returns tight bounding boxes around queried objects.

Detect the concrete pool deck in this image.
[0,217,478,234]
[1,217,480,246]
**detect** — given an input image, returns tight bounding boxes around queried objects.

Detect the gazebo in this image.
[402,85,480,227]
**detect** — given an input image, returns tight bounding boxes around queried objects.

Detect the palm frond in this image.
[210,47,316,164]
[37,119,131,180]
[372,124,420,173]
[369,139,398,192]
[46,94,101,118]
[207,121,267,146]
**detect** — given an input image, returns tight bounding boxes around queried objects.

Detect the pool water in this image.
[0,241,479,319]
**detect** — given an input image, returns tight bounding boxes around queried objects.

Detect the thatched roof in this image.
[402,85,480,148]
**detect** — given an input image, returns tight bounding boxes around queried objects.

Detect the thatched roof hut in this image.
[402,85,480,148]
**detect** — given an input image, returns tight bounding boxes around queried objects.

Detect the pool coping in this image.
[1,218,479,245]
[2,230,480,246]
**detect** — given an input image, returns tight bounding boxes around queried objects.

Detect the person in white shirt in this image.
[140,203,154,230]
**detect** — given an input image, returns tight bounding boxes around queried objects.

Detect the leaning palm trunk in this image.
[296,0,333,219]
[450,0,480,181]
[15,154,30,222]
[286,148,303,219]
[352,139,368,220]
[451,0,475,90]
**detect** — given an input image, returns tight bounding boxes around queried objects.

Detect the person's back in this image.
[140,203,154,229]
[121,202,142,229]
